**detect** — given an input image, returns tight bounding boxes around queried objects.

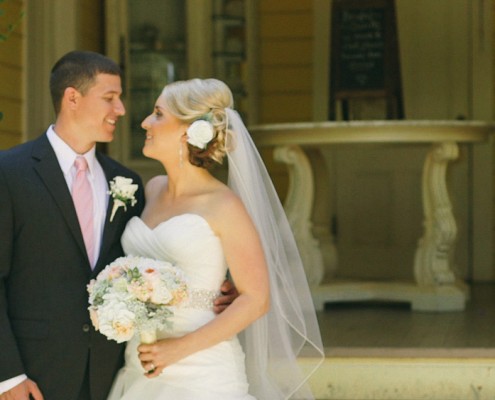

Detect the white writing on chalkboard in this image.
[338,8,385,89]
[330,0,404,119]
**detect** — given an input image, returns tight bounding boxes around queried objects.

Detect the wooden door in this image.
[104,0,211,182]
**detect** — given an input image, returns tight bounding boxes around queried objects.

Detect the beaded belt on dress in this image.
[179,288,220,310]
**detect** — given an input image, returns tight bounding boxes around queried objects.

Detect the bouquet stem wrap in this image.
[140,329,157,344]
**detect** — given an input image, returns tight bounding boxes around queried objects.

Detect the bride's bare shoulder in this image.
[209,186,250,224]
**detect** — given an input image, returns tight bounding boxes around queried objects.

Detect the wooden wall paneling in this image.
[0,0,24,147]
[0,99,22,136]
[260,94,313,122]
[259,0,311,13]
[0,63,22,98]
[260,66,312,92]
[260,39,313,65]
[0,130,21,148]
[259,13,312,38]
[0,33,22,65]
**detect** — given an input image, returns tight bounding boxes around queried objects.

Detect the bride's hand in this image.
[138,337,186,378]
[213,279,239,314]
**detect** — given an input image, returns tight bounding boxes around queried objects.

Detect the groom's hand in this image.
[213,279,239,314]
[0,379,43,400]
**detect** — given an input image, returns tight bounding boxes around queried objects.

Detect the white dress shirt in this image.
[47,125,108,264]
[0,127,109,395]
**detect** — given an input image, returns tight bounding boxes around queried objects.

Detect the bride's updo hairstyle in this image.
[161,78,234,169]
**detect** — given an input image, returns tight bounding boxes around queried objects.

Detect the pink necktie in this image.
[72,156,95,267]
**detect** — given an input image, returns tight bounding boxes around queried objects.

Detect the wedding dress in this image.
[107,214,256,400]
[108,108,323,399]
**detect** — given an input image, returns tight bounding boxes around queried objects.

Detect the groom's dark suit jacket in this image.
[0,133,145,400]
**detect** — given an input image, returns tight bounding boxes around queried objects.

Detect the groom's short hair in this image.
[50,50,121,115]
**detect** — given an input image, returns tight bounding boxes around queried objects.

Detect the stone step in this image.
[299,349,495,400]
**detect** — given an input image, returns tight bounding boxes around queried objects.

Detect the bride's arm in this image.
[138,192,270,376]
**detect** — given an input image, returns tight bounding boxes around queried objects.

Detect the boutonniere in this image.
[108,176,138,222]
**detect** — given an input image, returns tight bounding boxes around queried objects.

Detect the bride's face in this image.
[141,94,187,161]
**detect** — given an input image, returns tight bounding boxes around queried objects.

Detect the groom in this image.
[0,51,145,400]
[0,50,238,400]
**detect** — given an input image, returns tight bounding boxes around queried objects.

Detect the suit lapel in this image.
[94,152,120,272]
[31,134,89,263]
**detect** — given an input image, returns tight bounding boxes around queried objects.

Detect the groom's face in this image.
[75,73,126,145]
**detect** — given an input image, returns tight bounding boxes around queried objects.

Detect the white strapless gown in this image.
[107,215,256,400]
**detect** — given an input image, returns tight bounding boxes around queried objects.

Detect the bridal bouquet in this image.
[87,256,188,343]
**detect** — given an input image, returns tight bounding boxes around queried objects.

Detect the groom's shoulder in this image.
[0,135,43,167]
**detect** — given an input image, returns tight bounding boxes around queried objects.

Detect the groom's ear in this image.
[63,87,81,111]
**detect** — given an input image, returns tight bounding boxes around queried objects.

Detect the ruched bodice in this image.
[107,215,255,400]
[122,215,227,292]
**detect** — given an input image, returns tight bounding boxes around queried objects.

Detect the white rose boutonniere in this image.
[186,120,214,149]
[108,176,138,222]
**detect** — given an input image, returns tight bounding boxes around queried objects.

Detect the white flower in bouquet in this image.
[87,256,188,343]
[98,301,136,343]
[107,176,139,222]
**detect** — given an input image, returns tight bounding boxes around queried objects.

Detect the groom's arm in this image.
[213,279,239,313]
[0,163,27,385]
[0,378,43,399]
[0,376,26,394]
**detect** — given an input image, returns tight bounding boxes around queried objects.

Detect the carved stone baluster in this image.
[306,148,338,280]
[414,141,458,286]
[274,145,325,286]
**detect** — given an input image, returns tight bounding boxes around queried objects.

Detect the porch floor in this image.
[317,282,495,354]
[309,282,495,399]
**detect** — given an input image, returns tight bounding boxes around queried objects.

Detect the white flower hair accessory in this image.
[108,176,138,222]
[186,120,214,149]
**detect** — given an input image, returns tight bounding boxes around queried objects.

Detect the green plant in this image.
[0,0,23,42]
[0,0,24,121]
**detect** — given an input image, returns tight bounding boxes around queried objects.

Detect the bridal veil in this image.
[226,108,324,399]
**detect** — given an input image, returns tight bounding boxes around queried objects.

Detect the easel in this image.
[329,0,403,120]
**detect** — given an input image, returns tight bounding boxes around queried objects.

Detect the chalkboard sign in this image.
[330,0,403,119]
[338,6,385,90]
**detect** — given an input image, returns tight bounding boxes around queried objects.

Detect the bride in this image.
[107,78,323,399]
